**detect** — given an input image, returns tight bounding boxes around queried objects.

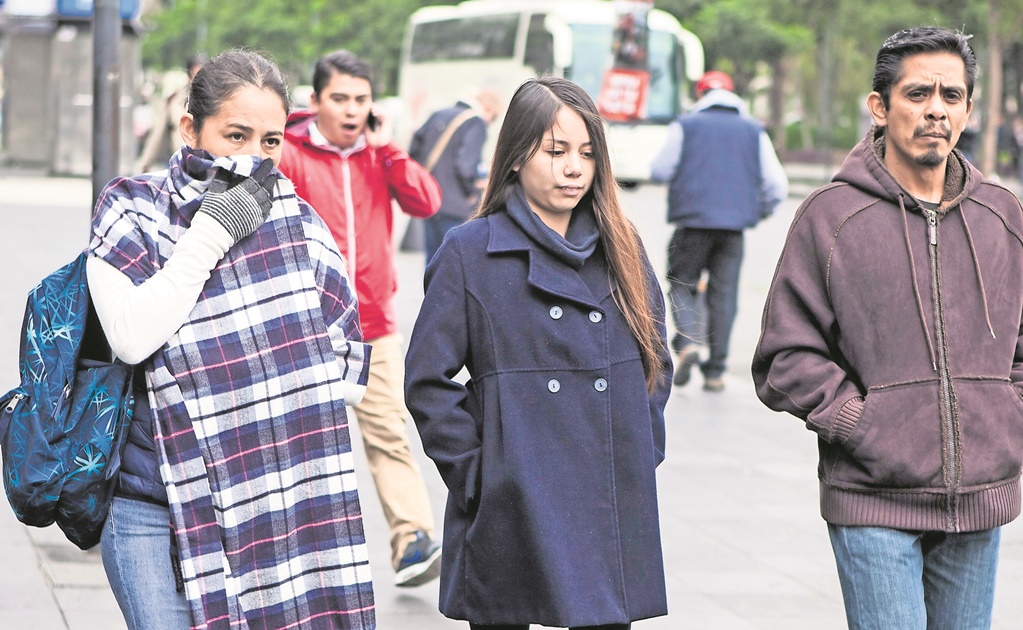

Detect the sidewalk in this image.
[3,165,1023,629]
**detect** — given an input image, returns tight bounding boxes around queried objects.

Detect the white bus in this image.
[396,0,705,185]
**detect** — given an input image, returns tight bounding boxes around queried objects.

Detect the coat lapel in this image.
[487,213,611,307]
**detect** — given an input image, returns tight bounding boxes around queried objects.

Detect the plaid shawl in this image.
[90,147,375,629]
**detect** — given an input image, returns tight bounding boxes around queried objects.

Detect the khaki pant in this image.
[353,333,436,569]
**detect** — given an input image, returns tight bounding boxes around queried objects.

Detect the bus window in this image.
[525,14,554,77]
[565,24,614,106]
[646,30,681,122]
[410,14,519,62]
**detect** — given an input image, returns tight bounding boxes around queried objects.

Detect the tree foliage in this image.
[141,0,449,95]
[140,0,1023,157]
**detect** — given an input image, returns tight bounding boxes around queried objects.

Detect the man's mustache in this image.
[914,125,952,140]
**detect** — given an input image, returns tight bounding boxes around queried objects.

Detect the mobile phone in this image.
[367,111,380,132]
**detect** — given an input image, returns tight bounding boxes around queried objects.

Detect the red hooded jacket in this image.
[281,110,440,340]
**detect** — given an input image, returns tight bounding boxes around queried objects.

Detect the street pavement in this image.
[3,163,1023,629]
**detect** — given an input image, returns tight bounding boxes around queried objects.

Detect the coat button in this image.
[548,379,561,393]
[549,306,563,320]
[589,311,603,323]
[594,378,608,392]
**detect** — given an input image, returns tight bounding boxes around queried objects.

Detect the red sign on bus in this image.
[597,68,649,121]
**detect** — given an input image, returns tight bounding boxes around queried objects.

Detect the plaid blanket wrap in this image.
[90,148,375,629]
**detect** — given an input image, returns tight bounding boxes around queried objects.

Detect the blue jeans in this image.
[666,227,744,378]
[101,497,191,629]
[828,524,1000,630]
[425,213,467,265]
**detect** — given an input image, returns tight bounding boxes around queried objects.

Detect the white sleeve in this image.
[650,121,684,183]
[87,213,234,364]
[758,131,789,216]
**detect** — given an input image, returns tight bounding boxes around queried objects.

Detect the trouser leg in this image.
[666,227,711,352]
[921,528,1000,629]
[353,333,436,569]
[702,230,744,378]
[828,524,928,630]
[101,497,191,630]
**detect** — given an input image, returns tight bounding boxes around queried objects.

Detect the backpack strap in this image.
[423,109,478,173]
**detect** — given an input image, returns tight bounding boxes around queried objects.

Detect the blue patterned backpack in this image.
[0,251,134,550]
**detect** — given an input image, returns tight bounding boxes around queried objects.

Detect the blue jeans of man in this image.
[424,213,467,265]
[828,524,1000,630]
[101,497,191,629]
[666,227,744,378]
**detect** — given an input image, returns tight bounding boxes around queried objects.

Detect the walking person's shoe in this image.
[703,376,725,392]
[395,530,442,587]
[673,346,701,387]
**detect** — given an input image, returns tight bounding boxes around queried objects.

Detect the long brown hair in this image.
[475,77,664,391]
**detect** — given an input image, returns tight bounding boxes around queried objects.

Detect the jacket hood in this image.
[833,126,981,214]
[285,109,316,139]
[691,89,750,116]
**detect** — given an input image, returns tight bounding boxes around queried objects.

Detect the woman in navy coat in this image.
[405,77,673,629]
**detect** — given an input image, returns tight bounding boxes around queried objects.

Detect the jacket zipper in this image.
[341,157,357,286]
[926,208,961,531]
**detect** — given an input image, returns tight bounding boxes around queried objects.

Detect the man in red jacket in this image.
[280,50,443,587]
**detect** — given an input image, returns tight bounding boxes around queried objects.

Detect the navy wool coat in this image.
[405,210,672,626]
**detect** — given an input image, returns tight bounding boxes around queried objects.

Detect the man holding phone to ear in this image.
[281,50,443,587]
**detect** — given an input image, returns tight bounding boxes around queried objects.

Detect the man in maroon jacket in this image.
[280,50,443,587]
[754,27,1023,627]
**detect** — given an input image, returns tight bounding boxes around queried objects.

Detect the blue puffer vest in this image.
[667,105,763,230]
[114,368,166,505]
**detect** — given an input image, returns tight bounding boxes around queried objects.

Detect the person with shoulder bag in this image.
[409,89,502,264]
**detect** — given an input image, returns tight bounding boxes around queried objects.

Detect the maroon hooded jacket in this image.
[753,128,1023,532]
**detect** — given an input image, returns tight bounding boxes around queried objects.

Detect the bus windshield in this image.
[567,24,681,123]
[398,3,704,183]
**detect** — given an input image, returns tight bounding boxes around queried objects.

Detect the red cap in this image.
[696,70,734,94]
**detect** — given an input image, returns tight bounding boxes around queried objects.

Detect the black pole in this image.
[92,0,121,208]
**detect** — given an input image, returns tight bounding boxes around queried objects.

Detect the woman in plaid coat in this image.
[88,50,375,629]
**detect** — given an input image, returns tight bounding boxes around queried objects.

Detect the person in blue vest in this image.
[650,70,788,391]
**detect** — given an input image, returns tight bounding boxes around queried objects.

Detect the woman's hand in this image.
[197,159,277,243]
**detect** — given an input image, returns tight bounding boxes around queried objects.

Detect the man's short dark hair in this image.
[312,50,373,97]
[872,27,977,109]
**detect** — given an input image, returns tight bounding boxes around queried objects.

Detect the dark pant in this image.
[469,624,630,630]
[666,226,744,378]
[424,213,467,265]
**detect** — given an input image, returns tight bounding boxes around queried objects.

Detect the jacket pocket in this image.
[955,379,1023,488]
[823,381,944,488]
